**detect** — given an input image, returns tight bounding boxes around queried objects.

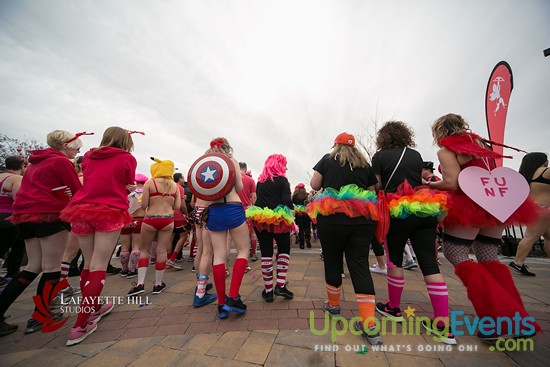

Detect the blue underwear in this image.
[206,203,246,232]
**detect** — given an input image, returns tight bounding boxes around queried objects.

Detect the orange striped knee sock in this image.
[326,283,342,307]
[357,294,376,327]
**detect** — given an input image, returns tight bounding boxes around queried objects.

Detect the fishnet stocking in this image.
[442,241,471,266]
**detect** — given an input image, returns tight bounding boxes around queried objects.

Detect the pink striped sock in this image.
[426,281,449,327]
[387,274,404,309]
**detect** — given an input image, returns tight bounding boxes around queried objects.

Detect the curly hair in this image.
[431,113,469,146]
[376,121,416,150]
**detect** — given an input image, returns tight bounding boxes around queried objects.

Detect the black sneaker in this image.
[306,239,312,248]
[152,282,167,294]
[274,285,294,299]
[222,295,247,314]
[376,302,404,322]
[0,318,17,336]
[509,261,536,276]
[262,289,274,303]
[477,331,507,341]
[322,301,341,317]
[126,270,138,279]
[120,269,129,277]
[128,282,144,296]
[24,313,63,335]
[106,264,121,275]
[421,320,457,345]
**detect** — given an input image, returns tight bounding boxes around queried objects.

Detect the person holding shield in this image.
[189,137,250,319]
[430,113,540,339]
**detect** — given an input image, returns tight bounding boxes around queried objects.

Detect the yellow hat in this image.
[150,157,175,178]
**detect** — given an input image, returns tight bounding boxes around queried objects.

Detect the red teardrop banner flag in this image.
[485,61,513,167]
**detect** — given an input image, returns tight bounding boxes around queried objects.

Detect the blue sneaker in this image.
[217,304,229,319]
[222,295,247,314]
[193,293,217,308]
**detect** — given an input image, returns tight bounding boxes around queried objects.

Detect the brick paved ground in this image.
[1,240,549,367]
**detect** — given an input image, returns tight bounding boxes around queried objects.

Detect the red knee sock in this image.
[228,258,248,299]
[79,269,90,291]
[74,270,106,328]
[212,264,226,305]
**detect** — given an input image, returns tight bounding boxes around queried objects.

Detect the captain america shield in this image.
[187,153,236,200]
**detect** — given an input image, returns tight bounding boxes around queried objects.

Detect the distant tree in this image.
[0,133,46,171]
[356,103,398,161]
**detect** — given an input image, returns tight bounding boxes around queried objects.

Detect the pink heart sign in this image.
[458,166,529,223]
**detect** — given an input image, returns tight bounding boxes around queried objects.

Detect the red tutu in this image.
[8,213,61,224]
[60,203,133,225]
[251,222,297,234]
[444,191,540,227]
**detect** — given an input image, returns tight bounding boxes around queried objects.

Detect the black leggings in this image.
[386,215,440,276]
[255,230,291,257]
[371,239,385,257]
[318,220,376,295]
[295,215,311,245]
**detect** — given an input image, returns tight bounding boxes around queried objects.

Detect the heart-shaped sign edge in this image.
[458,166,529,223]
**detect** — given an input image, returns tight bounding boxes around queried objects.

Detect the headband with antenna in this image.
[65,132,94,144]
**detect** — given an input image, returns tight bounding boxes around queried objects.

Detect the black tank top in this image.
[531,167,550,185]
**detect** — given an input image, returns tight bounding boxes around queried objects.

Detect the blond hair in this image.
[47,130,83,150]
[205,137,233,158]
[100,126,134,152]
[431,113,469,146]
[328,144,370,169]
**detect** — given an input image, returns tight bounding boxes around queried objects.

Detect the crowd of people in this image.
[0,115,546,347]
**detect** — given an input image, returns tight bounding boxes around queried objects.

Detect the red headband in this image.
[210,138,224,149]
[65,132,94,144]
[127,131,145,136]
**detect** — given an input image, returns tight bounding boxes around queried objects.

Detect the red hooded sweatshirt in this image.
[12,148,82,214]
[68,146,136,210]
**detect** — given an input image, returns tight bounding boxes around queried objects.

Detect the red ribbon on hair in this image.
[127,131,145,136]
[210,138,224,148]
[65,132,94,144]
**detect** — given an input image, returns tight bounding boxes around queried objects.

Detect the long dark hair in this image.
[518,152,548,182]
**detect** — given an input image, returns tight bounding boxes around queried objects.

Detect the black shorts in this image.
[18,221,71,239]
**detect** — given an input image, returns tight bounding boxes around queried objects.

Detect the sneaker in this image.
[152,282,167,294]
[421,319,457,345]
[24,313,63,334]
[51,294,62,308]
[509,261,536,276]
[403,259,418,270]
[319,250,323,260]
[274,285,294,299]
[370,264,388,275]
[376,302,404,322]
[217,304,229,319]
[150,258,156,264]
[222,295,247,314]
[88,301,114,323]
[262,290,274,303]
[244,266,252,273]
[61,285,81,296]
[68,267,81,277]
[126,270,138,279]
[250,254,258,262]
[306,239,312,248]
[120,269,129,277]
[193,293,217,307]
[66,321,97,346]
[354,321,383,346]
[187,256,195,263]
[191,266,195,273]
[322,301,341,317]
[0,318,17,336]
[166,260,184,270]
[106,264,121,275]
[128,282,144,296]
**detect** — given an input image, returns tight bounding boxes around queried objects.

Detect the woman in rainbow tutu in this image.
[246,154,295,302]
[307,132,382,345]
[371,121,455,345]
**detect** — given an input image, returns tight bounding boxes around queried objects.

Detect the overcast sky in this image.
[1,0,549,187]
